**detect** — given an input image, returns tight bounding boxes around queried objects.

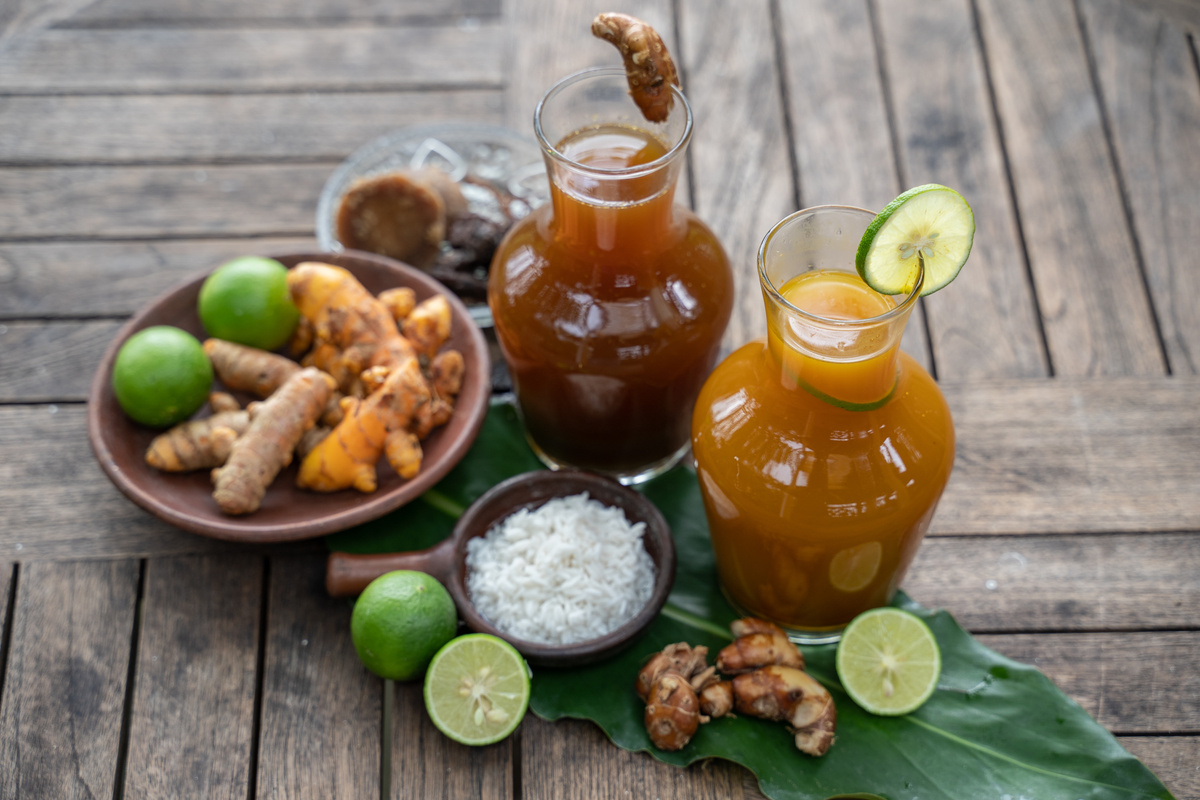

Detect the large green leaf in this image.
[330,401,1175,800]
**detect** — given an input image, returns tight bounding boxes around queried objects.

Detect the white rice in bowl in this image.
[465,492,657,645]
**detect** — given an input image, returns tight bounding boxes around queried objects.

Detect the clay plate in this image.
[87,250,491,543]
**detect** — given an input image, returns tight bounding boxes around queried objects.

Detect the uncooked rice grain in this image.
[465,492,656,645]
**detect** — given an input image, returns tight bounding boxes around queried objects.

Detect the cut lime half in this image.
[835,607,941,716]
[856,184,974,296]
[423,634,531,746]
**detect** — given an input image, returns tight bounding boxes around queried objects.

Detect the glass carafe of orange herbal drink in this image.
[691,205,955,644]
[489,67,733,484]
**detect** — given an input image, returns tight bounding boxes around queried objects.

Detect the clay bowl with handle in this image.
[326,469,676,667]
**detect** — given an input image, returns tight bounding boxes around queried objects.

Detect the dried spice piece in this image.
[335,171,446,268]
[592,12,680,122]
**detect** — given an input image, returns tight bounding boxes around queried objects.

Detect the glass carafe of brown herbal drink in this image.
[489,67,733,485]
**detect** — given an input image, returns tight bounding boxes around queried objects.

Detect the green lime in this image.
[835,607,941,716]
[198,256,299,351]
[111,325,213,428]
[423,634,531,746]
[350,570,458,681]
[855,184,975,296]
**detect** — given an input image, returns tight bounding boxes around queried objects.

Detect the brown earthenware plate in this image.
[87,250,491,543]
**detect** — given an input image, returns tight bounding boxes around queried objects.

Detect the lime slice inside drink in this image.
[835,607,941,716]
[855,184,974,296]
[423,634,531,746]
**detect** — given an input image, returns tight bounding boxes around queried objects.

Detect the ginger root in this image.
[592,12,680,122]
[732,666,836,757]
[634,618,836,756]
[211,367,335,515]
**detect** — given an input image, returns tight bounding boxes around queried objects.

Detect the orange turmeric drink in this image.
[691,205,955,644]
[490,67,732,484]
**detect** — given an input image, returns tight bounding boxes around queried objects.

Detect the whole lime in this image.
[351,571,459,681]
[111,325,213,428]
[198,256,299,350]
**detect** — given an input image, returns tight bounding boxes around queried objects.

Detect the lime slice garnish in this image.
[423,634,531,745]
[835,607,942,716]
[855,184,974,296]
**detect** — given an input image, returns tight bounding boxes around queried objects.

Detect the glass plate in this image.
[316,122,550,326]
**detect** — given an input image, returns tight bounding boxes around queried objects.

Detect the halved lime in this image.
[423,634,531,746]
[836,607,941,716]
[856,184,974,296]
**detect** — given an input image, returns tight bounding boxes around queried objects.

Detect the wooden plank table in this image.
[1,0,1197,796]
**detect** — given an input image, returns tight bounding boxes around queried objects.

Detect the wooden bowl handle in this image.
[326,537,457,597]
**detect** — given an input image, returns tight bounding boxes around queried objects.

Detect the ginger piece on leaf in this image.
[716,630,805,674]
[211,367,335,515]
[731,665,836,757]
[699,680,734,719]
[643,672,701,751]
[591,12,680,123]
[297,356,431,493]
[145,409,250,472]
[636,642,710,701]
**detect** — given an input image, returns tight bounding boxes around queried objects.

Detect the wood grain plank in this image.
[503,0,672,134]
[933,376,1200,534]
[0,164,326,239]
[521,715,745,800]
[974,0,1165,377]
[123,555,260,799]
[66,0,497,25]
[0,25,504,94]
[3,375,1199,562]
[1080,0,1200,376]
[873,0,1050,380]
[256,555,380,799]
[0,91,504,165]
[392,681,512,799]
[905,532,1200,632]
[0,560,138,799]
[978,631,1200,733]
[0,238,313,317]
[0,321,121,402]
[682,0,800,355]
[1119,736,1199,800]
[775,0,931,370]
[0,405,245,560]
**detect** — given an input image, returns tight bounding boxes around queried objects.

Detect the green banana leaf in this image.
[329,400,1175,800]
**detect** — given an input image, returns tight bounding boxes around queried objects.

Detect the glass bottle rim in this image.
[534,66,693,179]
[758,204,925,328]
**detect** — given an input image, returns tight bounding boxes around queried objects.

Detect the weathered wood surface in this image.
[975,0,1166,377]
[257,556,381,799]
[0,560,137,800]
[122,556,260,798]
[0,0,1198,797]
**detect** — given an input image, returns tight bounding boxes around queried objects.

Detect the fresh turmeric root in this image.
[145,402,250,472]
[592,12,680,123]
[206,337,344,425]
[402,294,452,359]
[378,286,417,323]
[211,367,335,515]
[286,261,420,394]
[296,356,430,493]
